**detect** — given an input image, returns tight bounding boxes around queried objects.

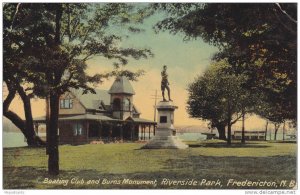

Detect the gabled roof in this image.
[108,76,135,95]
[132,104,140,114]
[70,88,110,110]
[59,114,119,121]
[33,114,119,122]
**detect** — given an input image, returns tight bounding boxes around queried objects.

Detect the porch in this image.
[33,114,156,145]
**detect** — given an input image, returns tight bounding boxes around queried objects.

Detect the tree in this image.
[255,98,285,141]
[3,3,46,146]
[187,60,254,144]
[154,3,297,122]
[3,3,153,175]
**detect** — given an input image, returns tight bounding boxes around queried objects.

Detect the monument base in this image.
[141,128,188,149]
[141,100,188,149]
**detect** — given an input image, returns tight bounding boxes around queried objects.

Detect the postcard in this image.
[2,2,297,192]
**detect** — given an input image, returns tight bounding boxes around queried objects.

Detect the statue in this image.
[142,66,188,149]
[161,65,172,101]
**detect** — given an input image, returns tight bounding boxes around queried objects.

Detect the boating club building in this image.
[34,76,156,145]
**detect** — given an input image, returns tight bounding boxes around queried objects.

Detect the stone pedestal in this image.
[141,101,188,149]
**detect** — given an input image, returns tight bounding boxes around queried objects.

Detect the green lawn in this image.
[3,140,297,189]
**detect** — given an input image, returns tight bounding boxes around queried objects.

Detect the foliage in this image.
[255,95,286,140]
[187,60,257,141]
[3,3,46,146]
[153,3,297,121]
[3,3,154,175]
[4,3,153,97]
[255,97,286,125]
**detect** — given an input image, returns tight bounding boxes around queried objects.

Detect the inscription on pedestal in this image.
[160,116,167,123]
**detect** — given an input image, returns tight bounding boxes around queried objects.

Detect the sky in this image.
[84,12,219,126]
[6,6,270,129]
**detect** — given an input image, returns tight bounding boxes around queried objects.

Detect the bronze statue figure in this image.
[161,65,172,101]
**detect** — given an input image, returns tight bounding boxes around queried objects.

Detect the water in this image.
[3,132,27,148]
[177,132,207,141]
[3,131,295,148]
[4,132,207,148]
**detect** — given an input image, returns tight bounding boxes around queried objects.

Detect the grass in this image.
[3,140,297,189]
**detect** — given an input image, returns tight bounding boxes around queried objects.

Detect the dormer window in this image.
[60,99,73,109]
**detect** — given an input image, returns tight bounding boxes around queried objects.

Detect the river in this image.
[3,131,291,148]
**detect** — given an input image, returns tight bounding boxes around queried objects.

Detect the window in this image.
[112,98,121,111]
[73,123,83,136]
[124,98,131,111]
[60,99,73,109]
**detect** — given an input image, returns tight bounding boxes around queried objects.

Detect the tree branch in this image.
[58,72,74,92]
[230,113,243,125]
[55,4,63,44]
[82,53,94,62]
[4,110,26,133]
[275,3,297,24]
[273,5,297,36]
[16,82,29,100]
[3,82,16,112]
[3,81,27,134]
[10,3,21,30]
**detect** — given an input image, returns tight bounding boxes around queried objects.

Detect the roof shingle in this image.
[70,88,110,110]
[108,76,135,95]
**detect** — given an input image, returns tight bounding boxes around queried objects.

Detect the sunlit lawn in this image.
[3,140,296,189]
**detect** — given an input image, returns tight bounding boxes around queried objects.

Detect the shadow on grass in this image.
[188,142,270,148]
[268,141,297,144]
[3,154,296,190]
[135,141,270,150]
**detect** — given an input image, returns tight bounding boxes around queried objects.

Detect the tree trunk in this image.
[282,121,285,141]
[215,123,226,140]
[16,84,36,145]
[265,120,269,141]
[227,103,232,145]
[46,3,63,175]
[4,110,26,135]
[55,4,63,44]
[274,123,280,141]
[227,124,232,145]
[3,82,45,146]
[46,96,50,154]
[47,94,60,175]
[241,112,245,144]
